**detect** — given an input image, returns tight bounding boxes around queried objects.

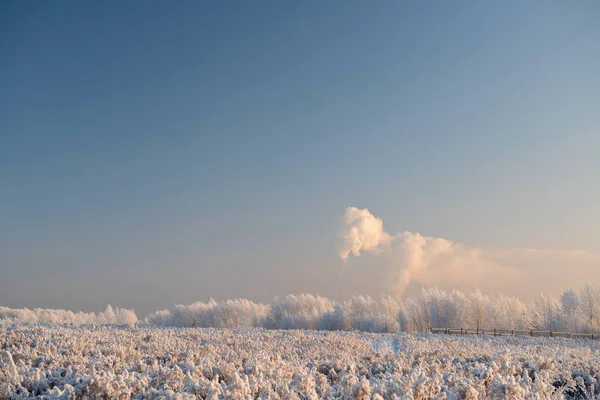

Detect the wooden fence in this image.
[430,328,598,340]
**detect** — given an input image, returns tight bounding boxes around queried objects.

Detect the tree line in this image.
[144,284,600,334]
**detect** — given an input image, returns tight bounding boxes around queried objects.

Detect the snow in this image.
[1,324,599,399]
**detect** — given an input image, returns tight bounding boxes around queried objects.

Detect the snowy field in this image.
[1,325,599,399]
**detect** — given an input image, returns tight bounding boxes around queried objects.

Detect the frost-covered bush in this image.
[341,296,401,333]
[145,298,267,328]
[0,305,137,325]
[262,294,335,330]
[316,304,348,331]
[351,314,399,333]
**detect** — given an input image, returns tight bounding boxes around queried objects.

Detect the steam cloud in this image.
[339,207,454,295]
[339,207,600,298]
[339,207,392,261]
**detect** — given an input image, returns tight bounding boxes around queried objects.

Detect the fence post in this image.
[494,329,496,337]
[549,331,552,338]
[530,330,533,337]
[460,328,463,335]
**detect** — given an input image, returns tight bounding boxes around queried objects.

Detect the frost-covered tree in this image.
[101,305,117,324]
[580,283,600,332]
[424,287,445,329]
[560,288,583,332]
[263,294,334,330]
[467,288,487,332]
[529,293,561,331]
[401,296,430,333]
[487,294,527,331]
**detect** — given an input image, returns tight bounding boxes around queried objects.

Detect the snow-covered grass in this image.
[1,325,599,399]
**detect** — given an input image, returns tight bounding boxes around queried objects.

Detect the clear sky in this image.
[1,1,599,316]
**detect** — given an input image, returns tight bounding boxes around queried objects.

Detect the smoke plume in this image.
[338,207,600,299]
[339,207,455,296]
[339,207,392,261]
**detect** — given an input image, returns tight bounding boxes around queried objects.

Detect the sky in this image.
[1,1,599,316]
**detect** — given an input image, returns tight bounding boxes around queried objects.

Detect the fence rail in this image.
[430,328,598,340]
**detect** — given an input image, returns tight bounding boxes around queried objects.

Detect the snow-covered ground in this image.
[1,325,599,399]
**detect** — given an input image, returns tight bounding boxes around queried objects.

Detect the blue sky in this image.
[1,1,599,315]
